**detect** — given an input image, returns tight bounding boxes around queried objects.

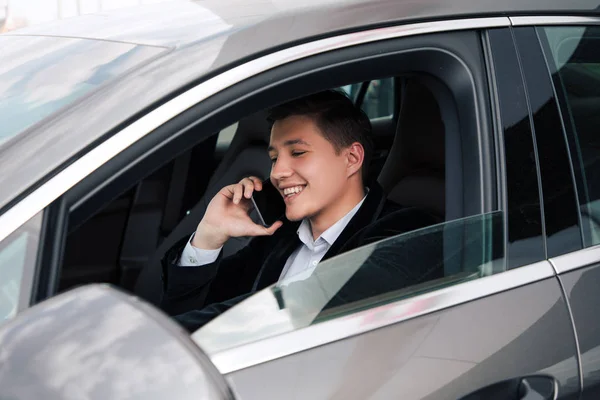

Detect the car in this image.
[1,0,600,398]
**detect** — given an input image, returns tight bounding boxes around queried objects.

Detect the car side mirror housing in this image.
[0,284,234,400]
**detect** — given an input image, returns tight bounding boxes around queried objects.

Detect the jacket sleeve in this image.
[160,235,269,316]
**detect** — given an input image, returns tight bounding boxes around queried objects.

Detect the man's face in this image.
[268,115,352,222]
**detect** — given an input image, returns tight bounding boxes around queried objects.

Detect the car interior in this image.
[55,73,463,309]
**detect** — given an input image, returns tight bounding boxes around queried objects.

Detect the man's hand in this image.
[192,176,283,250]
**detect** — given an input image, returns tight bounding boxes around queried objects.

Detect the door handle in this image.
[458,375,557,400]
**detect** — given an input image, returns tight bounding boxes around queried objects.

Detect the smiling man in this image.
[160,90,433,332]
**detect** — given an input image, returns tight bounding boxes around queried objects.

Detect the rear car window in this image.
[0,35,164,148]
[540,26,600,247]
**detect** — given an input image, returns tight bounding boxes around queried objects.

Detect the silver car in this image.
[2,0,600,398]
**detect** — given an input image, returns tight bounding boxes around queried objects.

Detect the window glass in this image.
[541,26,600,246]
[339,83,362,102]
[338,79,395,118]
[193,211,504,353]
[0,36,164,148]
[489,29,546,267]
[216,122,238,151]
[361,78,395,119]
[0,211,43,323]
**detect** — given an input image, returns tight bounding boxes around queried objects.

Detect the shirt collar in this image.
[297,190,369,249]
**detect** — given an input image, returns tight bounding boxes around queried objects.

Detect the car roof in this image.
[7,0,600,48]
[1,0,599,213]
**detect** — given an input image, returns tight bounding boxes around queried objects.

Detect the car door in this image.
[189,24,581,400]
[0,15,581,400]
[527,19,600,399]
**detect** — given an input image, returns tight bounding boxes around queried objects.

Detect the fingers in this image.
[247,176,263,191]
[233,179,253,204]
[223,176,263,205]
[233,176,262,204]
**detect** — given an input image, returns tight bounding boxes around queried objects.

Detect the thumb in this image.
[262,220,283,236]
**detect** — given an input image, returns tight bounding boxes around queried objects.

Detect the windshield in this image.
[192,211,505,355]
[0,35,164,147]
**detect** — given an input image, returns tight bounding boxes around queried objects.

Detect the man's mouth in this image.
[282,185,305,200]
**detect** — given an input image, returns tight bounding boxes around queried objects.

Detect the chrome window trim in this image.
[510,16,600,26]
[208,261,555,374]
[549,245,600,274]
[0,16,511,243]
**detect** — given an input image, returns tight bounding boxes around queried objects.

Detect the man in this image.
[161,90,438,331]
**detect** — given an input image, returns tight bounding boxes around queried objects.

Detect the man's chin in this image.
[285,208,306,222]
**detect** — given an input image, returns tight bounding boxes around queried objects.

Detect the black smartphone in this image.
[251,179,286,227]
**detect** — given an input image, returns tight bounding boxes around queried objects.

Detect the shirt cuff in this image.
[178,233,222,267]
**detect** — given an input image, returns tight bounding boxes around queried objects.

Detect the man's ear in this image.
[345,142,365,177]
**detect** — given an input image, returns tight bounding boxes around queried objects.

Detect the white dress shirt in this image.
[178,194,367,285]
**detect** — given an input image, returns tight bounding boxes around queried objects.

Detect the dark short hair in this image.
[267,90,373,179]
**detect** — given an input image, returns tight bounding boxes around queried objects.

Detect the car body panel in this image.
[0,284,233,400]
[551,247,600,399]
[558,267,600,399]
[8,0,600,48]
[224,273,579,399]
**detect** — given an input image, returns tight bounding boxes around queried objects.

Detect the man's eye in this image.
[292,151,306,157]
[270,157,277,163]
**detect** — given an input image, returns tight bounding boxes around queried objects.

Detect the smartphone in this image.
[250,179,286,227]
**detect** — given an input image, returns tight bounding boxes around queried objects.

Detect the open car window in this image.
[193,210,504,353]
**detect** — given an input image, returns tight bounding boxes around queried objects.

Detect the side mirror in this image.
[0,284,234,400]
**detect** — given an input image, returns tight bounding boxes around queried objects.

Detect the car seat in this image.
[377,78,464,276]
[134,111,272,305]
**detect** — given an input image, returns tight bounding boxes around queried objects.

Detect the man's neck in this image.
[308,183,365,240]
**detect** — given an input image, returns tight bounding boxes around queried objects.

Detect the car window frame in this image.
[11,19,497,309]
[512,26,584,259]
[510,18,600,275]
[0,17,554,341]
[537,24,600,250]
[0,16,502,323]
[185,25,506,371]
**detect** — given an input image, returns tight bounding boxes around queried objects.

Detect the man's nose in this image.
[270,156,293,180]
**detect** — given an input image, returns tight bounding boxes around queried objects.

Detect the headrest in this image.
[235,110,271,144]
[378,80,445,194]
[399,82,445,173]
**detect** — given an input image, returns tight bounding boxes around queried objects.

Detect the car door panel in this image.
[530,23,600,399]
[225,270,578,399]
[551,253,600,399]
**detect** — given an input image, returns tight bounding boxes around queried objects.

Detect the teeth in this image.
[283,186,304,196]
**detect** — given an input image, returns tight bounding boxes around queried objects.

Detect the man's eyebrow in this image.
[267,139,311,152]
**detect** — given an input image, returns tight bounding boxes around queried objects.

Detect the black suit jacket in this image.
[160,183,440,331]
